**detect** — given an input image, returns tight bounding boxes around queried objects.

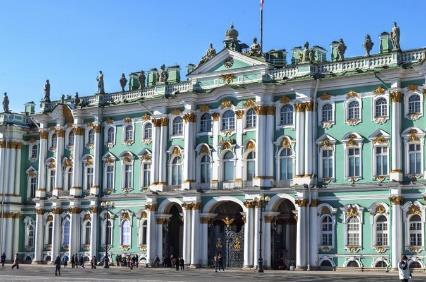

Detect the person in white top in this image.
[398,255,411,282]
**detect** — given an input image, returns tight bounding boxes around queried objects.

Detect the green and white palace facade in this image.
[1,25,426,271]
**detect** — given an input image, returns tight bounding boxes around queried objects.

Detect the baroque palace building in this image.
[1,24,426,271]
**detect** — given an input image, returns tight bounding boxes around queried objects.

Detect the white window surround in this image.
[197,112,213,136]
[102,153,117,192]
[168,115,183,138]
[344,97,362,126]
[368,130,390,178]
[82,155,94,190]
[402,127,425,177]
[372,94,389,124]
[123,123,135,144]
[120,211,133,247]
[138,218,148,246]
[140,160,152,189]
[142,122,153,143]
[243,149,256,182]
[341,204,364,251]
[120,152,134,191]
[216,108,237,134]
[368,202,390,250]
[44,218,54,245]
[342,133,363,181]
[48,131,57,150]
[28,142,39,161]
[371,257,390,268]
[100,214,114,247]
[404,90,423,120]
[319,256,336,268]
[316,134,336,181]
[275,101,295,129]
[244,108,257,129]
[317,100,335,129]
[195,143,212,188]
[402,201,425,251]
[220,149,236,186]
[46,164,56,192]
[317,203,337,251]
[26,167,37,199]
[343,258,362,268]
[80,216,92,246]
[274,136,295,185]
[104,125,116,146]
[23,217,35,249]
[65,128,74,148]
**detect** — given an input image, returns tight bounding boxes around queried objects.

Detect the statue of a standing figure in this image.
[74,92,80,107]
[138,71,146,90]
[2,92,10,113]
[391,22,400,51]
[44,80,51,102]
[363,34,374,56]
[337,38,347,61]
[301,41,310,63]
[248,38,262,57]
[159,64,168,83]
[199,43,217,65]
[97,71,105,94]
[119,73,127,92]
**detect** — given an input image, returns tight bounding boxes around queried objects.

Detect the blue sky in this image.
[0,0,425,112]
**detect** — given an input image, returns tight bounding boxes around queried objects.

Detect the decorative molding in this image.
[407,84,419,91]
[374,86,386,95]
[244,99,257,108]
[279,96,291,104]
[142,114,151,121]
[346,90,359,99]
[304,101,314,112]
[199,105,209,112]
[160,117,169,126]
[68,207,81,214]
[220,99,233,109]
[170,109,181,115]
[255,105,275,115]
[319,93,331,100]
[281,137,292,148]
[39,131,48,139]
[123,117,132,123]
[408,204,421,216]
[73,127,85,136]
[345,205,359,217]
[52,208,62,214]
[211,112,220,121]
[295,199,308,207]
[235,110,244,119]
[183,112,196,123]
[390,91,403,102]
[221,74,235,84]
[389,195,403,205]
[245,140,255,151]
[294,103,306,112]
[145,203,157,211]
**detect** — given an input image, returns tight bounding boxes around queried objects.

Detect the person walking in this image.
[62,255,68,268]
[179,257,184,271]
[54,255,61,276]
[79,255,85,268]
[11,253,19,269]
[213,255,218,272]
[71,254,75,268]
[398,255,412,282]
[218,253,224,271]
[91,256,97,269]
[174,257,179,271]
[1,252,5,268]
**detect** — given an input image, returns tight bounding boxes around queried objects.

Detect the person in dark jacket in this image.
[1,252,5,267]
[175,257,179,271]
[71,254,75,268]
[218,253,224,271]
[54,256,61,276]
[179,257,184,271]
[91,256,97,269]
[79,255,85,268]
[11,253,19,269]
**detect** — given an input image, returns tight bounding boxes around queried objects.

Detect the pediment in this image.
[188,48,267,77]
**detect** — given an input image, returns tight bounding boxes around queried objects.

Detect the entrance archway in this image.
[271,199,296,270]
[163,204,183,260]
[208,201,244,268]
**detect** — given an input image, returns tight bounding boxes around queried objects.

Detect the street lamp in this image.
[100,201,114,268]
[257,194,270,273]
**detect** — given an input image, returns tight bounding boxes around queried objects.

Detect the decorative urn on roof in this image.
[224,24,241,52]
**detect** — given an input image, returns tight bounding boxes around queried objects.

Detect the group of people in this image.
[115,254,139,269]
[160,255,185,270]
[213,254,224,272]
[1,253,20,269]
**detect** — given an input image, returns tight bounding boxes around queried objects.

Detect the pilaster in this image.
[69,201,81,255]
[51,204,62,262]
[151,118,161,186]
[295,197,308,270]
[294,103,306,185]
[390,89,403,181]
[89,204,98,258]
[145,199,157,265]
[211,112,220,189]
[182,111,196,190]
[33,203,45,263]
[53,127,64,197]
[36,124,48,198]
[91,124,101,195]
[235,110,244,187]
[156,117,168,191]
[190,202,201,267]
[71,117,84,197]
[390,190,403,269]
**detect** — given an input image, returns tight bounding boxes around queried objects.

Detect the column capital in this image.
[73,127,85,135]
[304,101,314,112]
[52,207,63,214]
[39,130,48,139]
[295,103,306,112]
[68,207,81,214]
[389,195,403,205]
[295,199,308,207]
[211,112,220,121]
[89,207,98,213]
[160,117,169,126]
[55,128,65,137]
[145,203,157,212]
[35,208,45,215]
[254,105,275,115]
[235,110,244,119]
[183,112,196,123]
[390,90,403,102]
[310,199,320,207]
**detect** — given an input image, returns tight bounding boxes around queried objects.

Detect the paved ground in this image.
[0,265,425,281]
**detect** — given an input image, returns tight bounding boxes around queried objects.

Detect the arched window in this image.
[64,167,72,191]
[280,105,293,125]
[222,110,235,131]
[105,164,114,190]
[107,127,115,144]
[171,156,182,185]
[279,148,293,180]
[121,220,131,246]
[62,219,70,246]
[200,155,211,184]
[409,261,422,269]
[200,113,211,133]
[84,221,91,245]
[408,94,421,114]
[347,216,360,246]
[87,129,94,145]
[172,117,183,135]
[348,101,360,120]
[322,104,333,123]
[321,215,333,247]
[408,143,421,175]
[68,130,74,146]
[84,163,94,190]
[124,163,133,189]
[409,214,422,247]
[348,147,361,177]
[25,223,34,248]
[144,123,152,140]
[375,215,388,246]
[51,133,57,148]
[347,260,359,268]
[48,168,56,192]
[142,162,151,188]
[320,260,333,267]
[246,152,255,181]
[245,109,256,128]
[223,151,234,181]
[375,98,387,118]
[47,221,53,245]
[105,220,112,245]
[141,220,147,245]
[375,146,388,176]
[124,125,133,142]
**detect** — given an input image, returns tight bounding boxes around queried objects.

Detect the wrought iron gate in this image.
[210,224,244,268]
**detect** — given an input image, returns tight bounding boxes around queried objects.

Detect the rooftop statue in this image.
[391,22,400,51]
[159,64,168,83]
[337,38,347,61]
[363,34,374,56]
[248,37,262,57]
[224,24,240,52]
[74,92,80,107]
[119,73,127,92]
[44,80,51,102]
[199,43,216,65]
[2,92,10,113]
[301,41,310,63]
[97,71,105,94]
[138,71,146,89]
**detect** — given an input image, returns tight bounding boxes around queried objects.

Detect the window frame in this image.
[279,104,294,126]
[344,97,362,125]
[221,110,236,131]
[199,113,212,133]
[245,108,256,129]
[277,146,295,183]
[172,116,183,136]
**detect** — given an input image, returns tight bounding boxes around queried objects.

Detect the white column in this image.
[182,204,192,265]
[182,112,196,190]
[12,216,19,257]
[243,208,250,267]
[391,195,403,269]
[37,126,48,198]
[235,111,244,187]
[146,203,157,265]
[254,109,266,187]
[304,102,313,177]
[33,207,45,263]
[51,208,62,262]
[200,217,209,266]
[69,204,81,255]
[157,118,168,190]
[71,123,84,197]
[91,125,101,195]
[14,143,22,195]
[90,207,98,258]
[156,220,163,260]
[265,110,275,183]
[309,200,319,269]
[53,128,64,197]
[390,91,403,181]
[264,220,272,269]
[296,200,307,269]
[295,104,305,178]
[4,217,13,260]
[253,204,260,267]
[8,144,16,195]
[0,142,5,203]
[151,119,161,186]
[211,113,220,189]
[190,204,200,267]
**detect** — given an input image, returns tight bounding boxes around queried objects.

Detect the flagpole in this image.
[260,0,264,53]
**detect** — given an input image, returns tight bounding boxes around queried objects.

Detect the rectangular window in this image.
[30,177,37,198]
[86,167,93,190]
[143,163,151,188]
[322,149,333,178]
[246,160,255,181]
[30,144,38,159]
[124,164,133,188]
[48,170,56,191]
[408,144,421,175]
[348,148,360,177]
[106,166,114,190]
[375,146,388,176]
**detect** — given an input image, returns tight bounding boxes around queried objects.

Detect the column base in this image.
[90,187,100,196]
[390,171,403,181]
[253,177,273,188]
[151,183,167,192]
[182,181,195,190]
[35,190,46,198]
[189,264,201,268]
[295,266,307,271]
[70,187,82,197]
[32,260,44,264]
[52,189,63,197]
[293,176,312,186]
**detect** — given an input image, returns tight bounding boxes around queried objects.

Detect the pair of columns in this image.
[0,212,20,261]
[0,140,21,196]
[390,89,403,181]
[150,118,168,189]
